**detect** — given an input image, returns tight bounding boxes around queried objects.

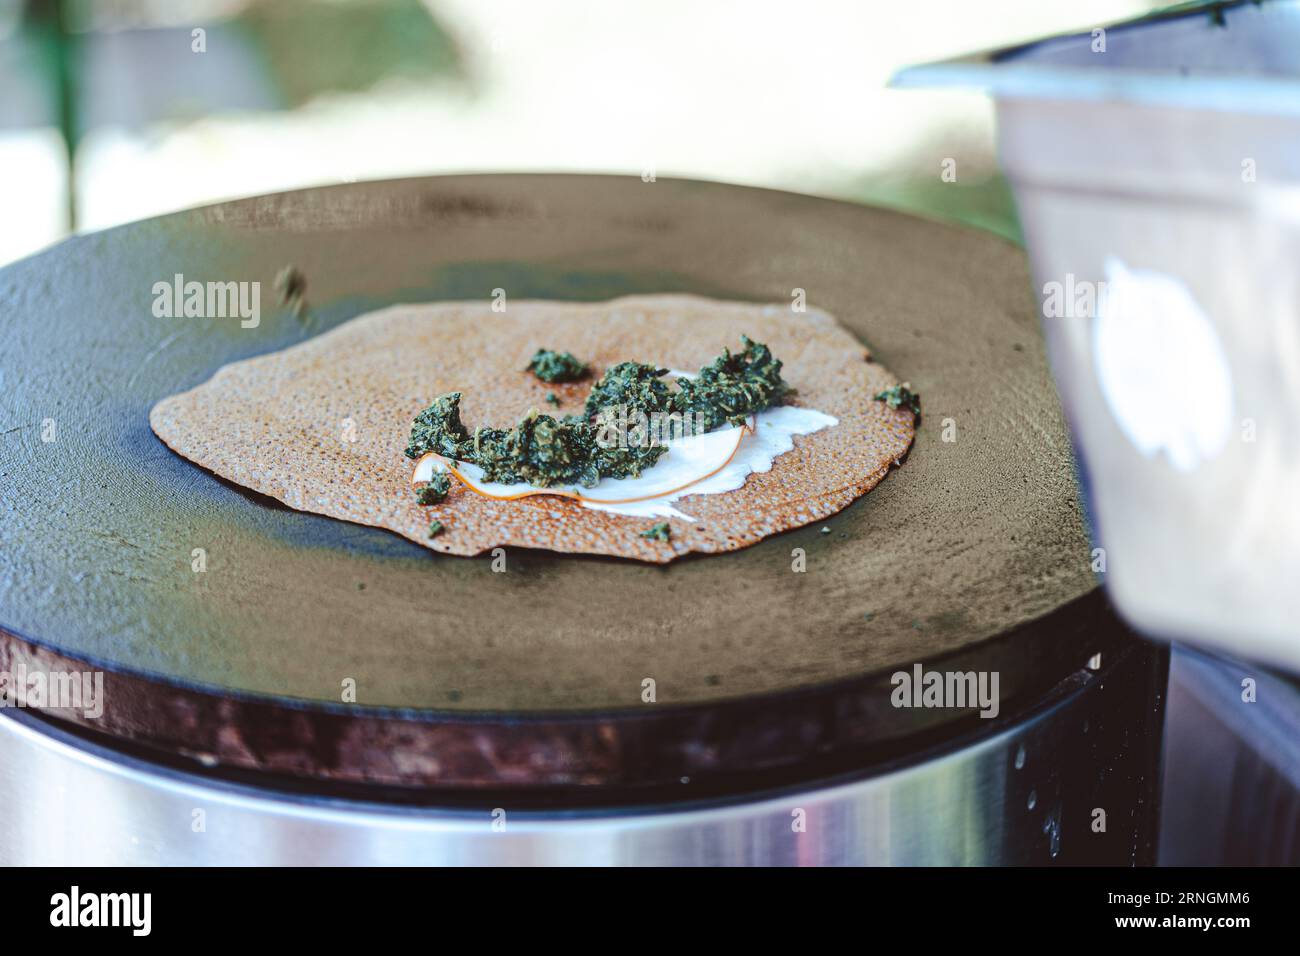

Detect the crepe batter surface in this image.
[150,294,916,562]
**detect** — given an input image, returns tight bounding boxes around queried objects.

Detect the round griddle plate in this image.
[0,175,1114,792]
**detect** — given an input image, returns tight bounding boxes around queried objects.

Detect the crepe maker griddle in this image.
[0,176,1159,840]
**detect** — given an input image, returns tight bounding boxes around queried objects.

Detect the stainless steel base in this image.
[1159,644,1300,865]
[0,649,1162,865]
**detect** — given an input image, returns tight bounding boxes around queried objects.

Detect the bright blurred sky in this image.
[0,0,1166,265]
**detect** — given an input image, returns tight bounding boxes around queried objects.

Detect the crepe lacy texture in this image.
[149,295,916,562]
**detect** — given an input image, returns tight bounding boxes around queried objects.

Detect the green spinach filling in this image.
[674,337,790,431]
[526,348,587,383]
[873,383,921,419]
[415,471,451,505]
[405,336,792,489]
[639,521,671,542]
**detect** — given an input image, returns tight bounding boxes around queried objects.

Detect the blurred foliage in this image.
[11,0,1031,244]
[850,173,1023,245]
[237,0,464,107]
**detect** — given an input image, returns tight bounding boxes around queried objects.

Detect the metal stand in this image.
[0,643,1166,865]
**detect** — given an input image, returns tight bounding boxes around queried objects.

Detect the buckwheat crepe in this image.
[149,294,916,562]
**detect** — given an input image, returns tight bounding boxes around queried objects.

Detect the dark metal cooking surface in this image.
[0,175,1108,788]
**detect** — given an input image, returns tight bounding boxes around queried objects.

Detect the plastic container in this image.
[894,1,1300,673]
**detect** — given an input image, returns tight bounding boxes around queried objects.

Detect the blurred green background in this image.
[0,0,1168,266]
